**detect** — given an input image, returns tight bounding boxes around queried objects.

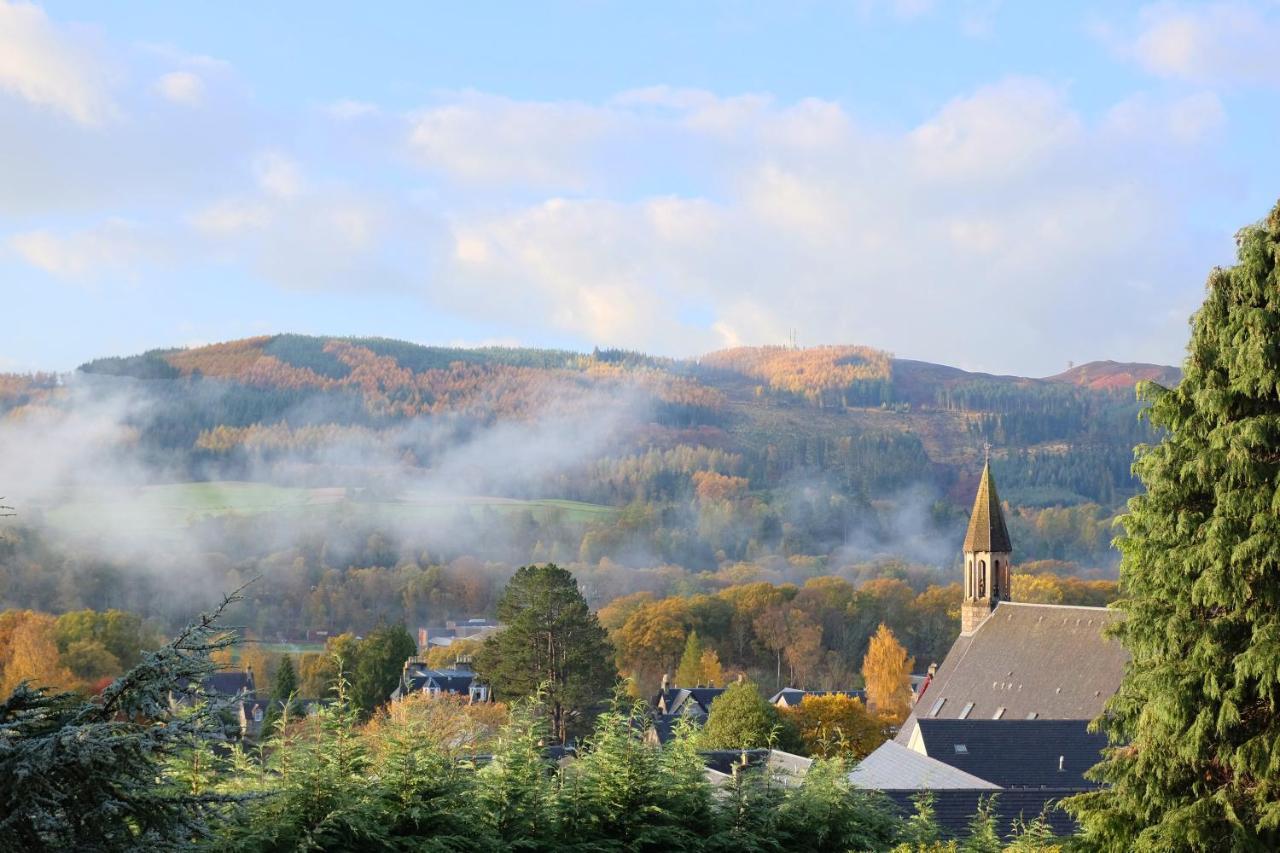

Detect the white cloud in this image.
[432,81,1211,371]
[154,70,203,105]
[324,98,379,120]
[407,92,622,187]
[7,219,155,279]
[1127,2,1280,87]
[909,78,1081,181]
[254,151,304,198]
[0,0,115,124]
[1105,91,1225,144]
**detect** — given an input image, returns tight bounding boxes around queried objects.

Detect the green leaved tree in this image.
[699,678,781,750]
[474,563,615,743]
[1068,201,1280,850]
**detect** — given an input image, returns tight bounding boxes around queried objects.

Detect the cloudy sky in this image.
[1,1,1278,375]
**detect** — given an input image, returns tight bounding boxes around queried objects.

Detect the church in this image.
[850,462,1129,839]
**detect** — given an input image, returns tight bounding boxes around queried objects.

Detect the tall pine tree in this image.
[474,563,615,743]
[1068,202,1280,850]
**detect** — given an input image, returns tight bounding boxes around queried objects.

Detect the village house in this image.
[391,656,490,703]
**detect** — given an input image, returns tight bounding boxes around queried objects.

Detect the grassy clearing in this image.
[38,482,615,533]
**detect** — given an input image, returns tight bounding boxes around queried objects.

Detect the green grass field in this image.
[39,481,614,534]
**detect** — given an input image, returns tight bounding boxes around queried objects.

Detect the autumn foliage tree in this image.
[861,623,914,723]
[779,694,886,759]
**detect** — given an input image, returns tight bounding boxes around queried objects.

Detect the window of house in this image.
[928,698,946,717]
[958,701,974,719]
[992,707,1005,719]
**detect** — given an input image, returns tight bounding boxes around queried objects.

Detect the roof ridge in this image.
[997,601,1117,613]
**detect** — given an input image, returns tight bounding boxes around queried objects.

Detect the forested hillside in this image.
[0,335,1170,640]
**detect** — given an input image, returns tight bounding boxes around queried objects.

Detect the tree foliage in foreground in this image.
[1068,201,1280,850]
[0,596,241,851]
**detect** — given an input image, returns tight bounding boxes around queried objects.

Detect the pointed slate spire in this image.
[963,461,1011,553]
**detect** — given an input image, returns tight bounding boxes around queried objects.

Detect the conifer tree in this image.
[0,595,243,850]
[1068,201,1280,850]
[263,654,299,733]
[475,564,615,742]
[675,630,706,686]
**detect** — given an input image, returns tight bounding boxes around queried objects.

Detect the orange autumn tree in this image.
[0,610,77,696]
[861,623,914,723]
[779,694,886,759]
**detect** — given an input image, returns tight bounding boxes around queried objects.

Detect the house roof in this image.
[962,462,1012,553]
[769,688,866,706]
[881,788,1081,841]
[401,666,479,696]
[659,686,726,717]
[765,750,813,780]
[701,749,769,775]
[914,719,1107,789]
[898,602,1127,745]
[647,713,681,745]
[849,741,999,791]
[203,671,255,697]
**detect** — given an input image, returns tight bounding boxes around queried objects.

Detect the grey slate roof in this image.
[914,719,1108,789]
[962,462,1012,553]
[657,686,726,718]
[203,670,256,697]
[849,741,999,791]
[881,788,1080,841]
[398,665,479,698]
[898,602,1127,745]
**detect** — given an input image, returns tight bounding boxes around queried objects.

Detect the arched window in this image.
[993,560,1001,597]
[977,560,986,597]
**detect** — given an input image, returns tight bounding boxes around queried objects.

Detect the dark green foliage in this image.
[474,564,616,742]
[476,697,558,849]
[699,679,782,750]
[961,795,1001,853]
[350,623,417,715]
[1067,202,1280,850]
[263,655,299,731]
[775,758,899,852]
[898,792,942,847]
[261,334,352,379]
[78,347,182,379]
[0,597,240,851]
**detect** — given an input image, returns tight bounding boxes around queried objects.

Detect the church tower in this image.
[960,459,1012,635]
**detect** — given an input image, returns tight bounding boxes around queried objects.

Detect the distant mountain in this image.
[1047,360,1182,391]
[1,336,1174,562]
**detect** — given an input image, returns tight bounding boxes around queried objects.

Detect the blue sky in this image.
[2,1,1279,374]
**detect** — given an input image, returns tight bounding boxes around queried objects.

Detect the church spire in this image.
[960,459,1013,634]
[962,461,1012,553]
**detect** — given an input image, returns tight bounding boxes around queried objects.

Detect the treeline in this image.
[0,504,1117,643]
[603,572,1117,695]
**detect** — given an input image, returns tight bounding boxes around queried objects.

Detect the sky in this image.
[1,1,1278,376]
